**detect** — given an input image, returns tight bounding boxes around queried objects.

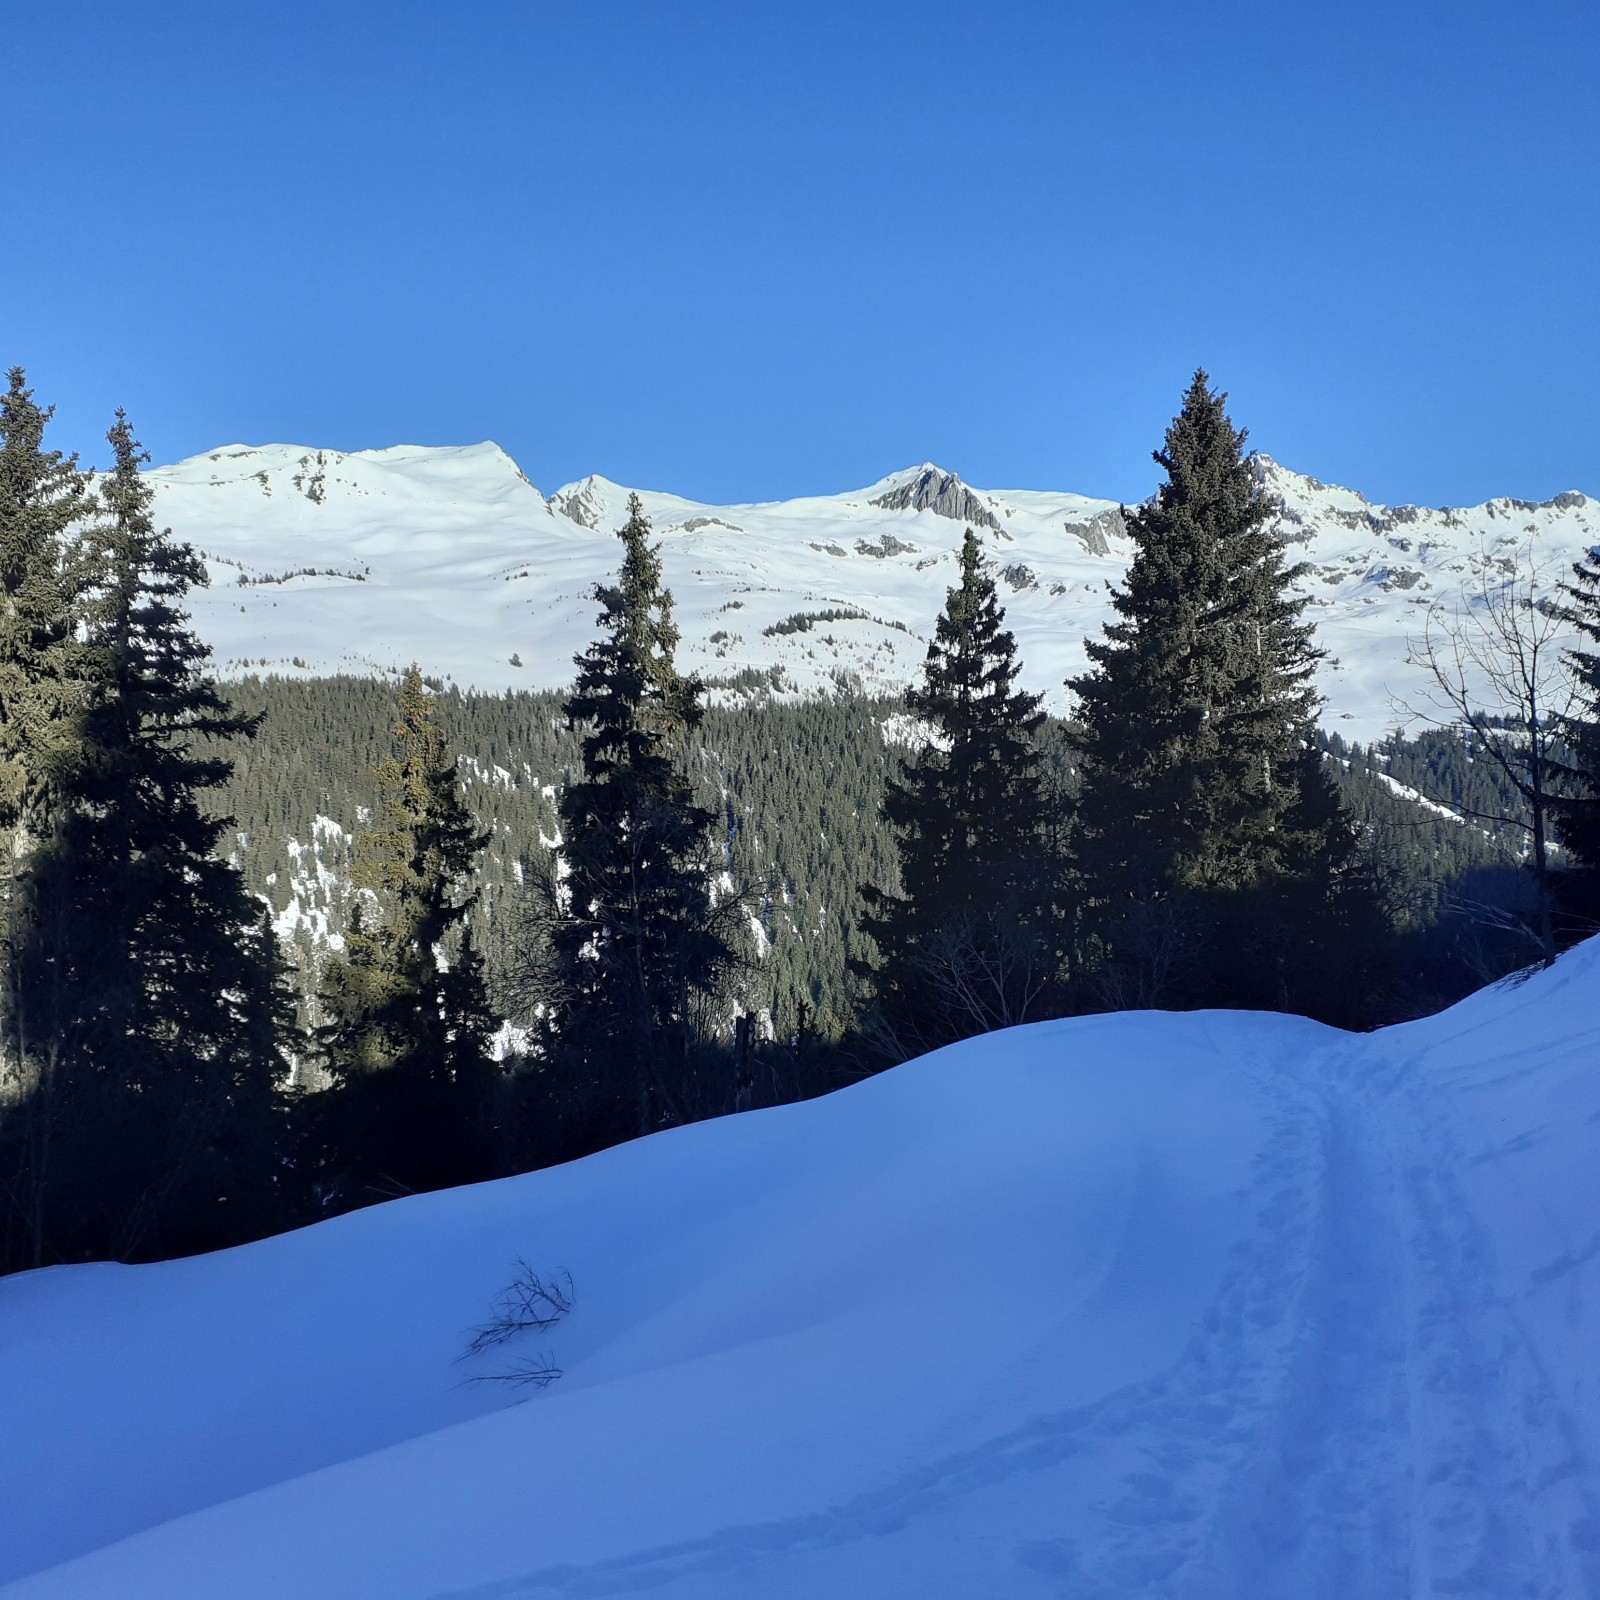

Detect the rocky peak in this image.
[550,474,620,531]
[869,465,1002,532]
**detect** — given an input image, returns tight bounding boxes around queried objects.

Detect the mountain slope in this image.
[4,944,1599,1597]
[148,445,1599,742]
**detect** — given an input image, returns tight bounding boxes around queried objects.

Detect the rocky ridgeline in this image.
[145,441,1598,740]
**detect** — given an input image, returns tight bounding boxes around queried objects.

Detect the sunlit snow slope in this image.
[148,444,1599,742]
[4,946,1600,1597]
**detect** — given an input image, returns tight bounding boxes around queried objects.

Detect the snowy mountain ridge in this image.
[146,442,1599,742]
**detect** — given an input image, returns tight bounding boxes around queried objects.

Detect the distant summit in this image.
[142,442,1599,741]
[868,464,1002,531]
[549,474,620,530]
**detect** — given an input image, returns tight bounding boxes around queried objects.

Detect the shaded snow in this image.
[5,944,1600,1595]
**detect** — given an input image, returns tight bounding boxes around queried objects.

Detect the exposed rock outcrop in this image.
[551,476,606,529]
[1063,507,1124,556]
[869,467,1002,532]
[673,516,743,534]
[854,534,919,559]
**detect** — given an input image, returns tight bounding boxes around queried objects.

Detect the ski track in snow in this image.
[6,955,1600,1598]
[420,1024,1600,1600]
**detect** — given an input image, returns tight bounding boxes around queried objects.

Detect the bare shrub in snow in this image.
[460,1262,574,1389]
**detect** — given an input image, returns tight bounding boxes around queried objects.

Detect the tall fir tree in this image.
[531,494,739,1141]
[0,368,95,851]
[0,370,99,1269]
[860,528,1057,1052]
[4,411,291,1269]
[1067,372,1378,1015]
[316,665,495,1199]
[1556,546,1600,878]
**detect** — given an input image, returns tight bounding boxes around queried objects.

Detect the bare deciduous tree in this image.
[1087,897,1205,1012]
[1398,538,1578,965]
[858,901,1057,1062]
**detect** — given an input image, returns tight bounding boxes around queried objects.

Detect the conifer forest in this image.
[3,366,1598,1276]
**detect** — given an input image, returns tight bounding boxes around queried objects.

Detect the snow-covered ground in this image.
[4,944,1600,1597]
[146,443,1599,744]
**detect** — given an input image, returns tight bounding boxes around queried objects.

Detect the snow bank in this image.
[3,946,1599,1596]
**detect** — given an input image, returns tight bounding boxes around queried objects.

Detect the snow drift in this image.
[4,945,1600,1597]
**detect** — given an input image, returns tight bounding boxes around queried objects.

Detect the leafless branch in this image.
[461,1261,575,1359]
[464,1356,564,1390]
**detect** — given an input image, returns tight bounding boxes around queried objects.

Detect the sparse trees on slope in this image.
[861,528,1058,1053]
[316,665,495,1199]
[1067,372,1377,1015]
[524,495,741,1142]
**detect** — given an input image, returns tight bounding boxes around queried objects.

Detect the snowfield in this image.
[4,946,1600,1596]
[145,443,1599,744]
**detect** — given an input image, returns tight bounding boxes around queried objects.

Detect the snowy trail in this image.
[4,950,1600,1597]
[410,1024,1599,1600]
[1366,1038,1600,1596]
[1059,1021,1600,1599]
[1058,1028,1410,1597]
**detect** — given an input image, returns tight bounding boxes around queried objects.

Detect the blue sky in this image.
[6,1,1596,505]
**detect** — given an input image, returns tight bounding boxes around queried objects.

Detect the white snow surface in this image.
[146,444,1598,743]
[5,944,1600,1596]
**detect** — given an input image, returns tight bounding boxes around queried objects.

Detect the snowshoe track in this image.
[433,1024,1600,1599]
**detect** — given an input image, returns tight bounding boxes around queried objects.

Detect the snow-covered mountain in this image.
[5,942,1599,1596]
[148,442,1599,742]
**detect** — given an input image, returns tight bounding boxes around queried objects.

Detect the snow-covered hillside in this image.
[5,945,1600,1597]
[148,443,1599,743]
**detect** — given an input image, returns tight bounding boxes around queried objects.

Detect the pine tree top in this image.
[355,664,487,927]
[0,367,94,556]
[85,413,257,776]
[908,527,1044,738]
[1073,371,1320,717]
[566,493,703,783]
[0,369,103,828]
[874,526,1048,917]
[1067,372,1330,894]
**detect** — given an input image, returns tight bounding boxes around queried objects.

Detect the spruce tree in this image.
[5,412,290,1268]
[532,494,738,1140]
[316,665,494,1198]
[0,368,95,849]
[1264,741,1390,1018]
[0,371,99,1268]
[0,369,96,1027]
[1067,372,1375,1014]
[861,528,1056,1051]
[1556,547,1600,874]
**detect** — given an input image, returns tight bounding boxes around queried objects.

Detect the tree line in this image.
[204,679,1512,1039]
[4,366,1596,1275]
